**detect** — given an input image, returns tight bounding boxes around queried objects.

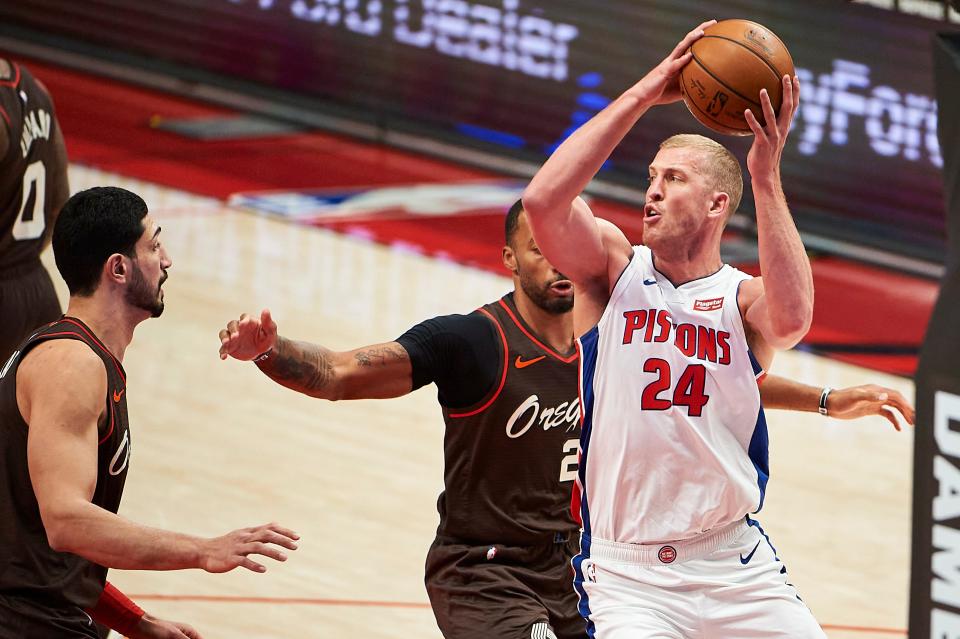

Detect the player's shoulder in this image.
[436,309,500,337]
[19,338,107,393]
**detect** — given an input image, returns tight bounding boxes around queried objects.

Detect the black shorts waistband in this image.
[434,530,576,547]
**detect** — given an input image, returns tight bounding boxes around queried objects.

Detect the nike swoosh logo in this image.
[740,540,762,565]
[515,355,546,369]
[643,278,657,285]
[113,388,125,403]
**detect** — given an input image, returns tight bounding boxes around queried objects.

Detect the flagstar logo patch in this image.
[694,297,723,312]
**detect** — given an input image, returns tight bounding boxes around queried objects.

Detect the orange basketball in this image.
[679,19,795,136]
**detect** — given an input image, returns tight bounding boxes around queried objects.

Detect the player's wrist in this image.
[253,347,274,363]
[818,387,833,416]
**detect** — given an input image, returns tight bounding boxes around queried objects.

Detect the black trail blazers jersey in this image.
[438,295,580,545]
[0,317,130,627]
[0,61,66,270]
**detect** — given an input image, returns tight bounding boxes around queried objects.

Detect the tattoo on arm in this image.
[257,336,335,396]
[354,345,409,368]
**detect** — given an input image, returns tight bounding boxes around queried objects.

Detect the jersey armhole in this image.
[446,308,508,418]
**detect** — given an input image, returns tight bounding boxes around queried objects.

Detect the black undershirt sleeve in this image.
[395,312,502,409]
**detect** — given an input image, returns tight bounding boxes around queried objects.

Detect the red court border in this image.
[128,594,907,634]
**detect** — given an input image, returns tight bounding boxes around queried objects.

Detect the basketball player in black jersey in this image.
[218,201,912,639]
[0,58,70,362]
[0,187,300,639]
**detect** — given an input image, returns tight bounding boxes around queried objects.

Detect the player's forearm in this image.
[524,89,653,220]
[256,335,341,399]
[759,374,820,412]
[752,177,814,346]
[46,502,205,570]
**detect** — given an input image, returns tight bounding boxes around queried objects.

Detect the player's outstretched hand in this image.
[636,19,716,106]
[826,384,914,431]
[199,522,300,574]
[132,614,203,639]
[745,74,800,179]
[218,309,278,361]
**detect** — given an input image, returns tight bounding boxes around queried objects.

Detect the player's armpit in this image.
[738,276,802,354]
[20,340,106,552]
[259,337,413,401]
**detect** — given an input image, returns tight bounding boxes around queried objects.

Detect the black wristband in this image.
[818,387,832,416]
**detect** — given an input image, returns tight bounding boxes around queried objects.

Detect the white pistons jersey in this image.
[575,245,768,545]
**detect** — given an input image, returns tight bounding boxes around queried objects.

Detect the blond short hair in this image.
[659,134,743,217]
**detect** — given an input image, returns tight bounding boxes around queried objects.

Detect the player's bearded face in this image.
[126,259,167,318]
[518,261,574,315]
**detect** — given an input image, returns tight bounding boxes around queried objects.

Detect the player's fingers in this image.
[743,108,763,137]
[777,75,795,129]
[226,319,239,337]
[668,52,693,73]
[792,75,801,110]
[258,529,299,550]
[672,20,715,58]
[239,557,267,573]
[884,390,915,425]
[268,522,301,540]
[262,309,277,334]
[246,542,288,562]
[880,406,902,431]
[239,312,250,323]
[759,89,777,135]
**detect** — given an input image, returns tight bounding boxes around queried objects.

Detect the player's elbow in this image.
[520,188,557,222]
[42,510,83,554]
[766,314,812,350]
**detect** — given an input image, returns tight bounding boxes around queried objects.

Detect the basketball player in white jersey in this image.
[522,20,826,637]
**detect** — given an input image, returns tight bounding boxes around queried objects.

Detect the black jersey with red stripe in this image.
[0,316,130,622]
[434,294,580,545]
[0,60,66,270]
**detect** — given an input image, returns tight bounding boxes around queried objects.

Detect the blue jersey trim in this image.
[571,324,600,634]
[747,349,770,513]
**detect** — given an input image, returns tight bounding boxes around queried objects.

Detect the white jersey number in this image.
[12,160,46,241]
[559,438,578,482]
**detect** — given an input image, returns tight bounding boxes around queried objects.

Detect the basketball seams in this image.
[687,51,765,112]
[696,35,786,87]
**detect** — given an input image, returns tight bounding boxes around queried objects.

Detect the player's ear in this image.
[708,192,729,220]
[105,254,126,283]
[502,245,518,274]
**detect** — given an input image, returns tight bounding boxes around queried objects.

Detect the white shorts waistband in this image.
[581,520,748,566]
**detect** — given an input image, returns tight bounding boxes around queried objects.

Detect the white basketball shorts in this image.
[571,518,826,638]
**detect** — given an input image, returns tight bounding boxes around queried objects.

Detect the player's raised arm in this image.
[219,309,413,401]
[739,75,814,350]
[22,340,298,573]
[522,20,715,287]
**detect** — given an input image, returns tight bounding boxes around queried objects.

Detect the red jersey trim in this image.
[0,63,21,88]
[0,105,9,128]
[61,318,126,384]
[497,299,577,364]
[447,307,509,419]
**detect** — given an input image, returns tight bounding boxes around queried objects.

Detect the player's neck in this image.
[512,292,575,355]
[64,296,143,362]
[650,248,723,288]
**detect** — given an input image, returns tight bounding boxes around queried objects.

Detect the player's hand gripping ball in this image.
[679,19,795,135]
